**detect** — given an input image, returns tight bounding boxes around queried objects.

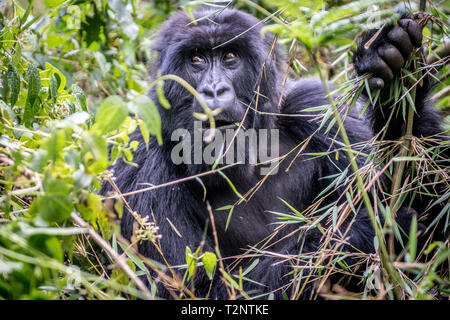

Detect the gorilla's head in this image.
[150,7,284,139]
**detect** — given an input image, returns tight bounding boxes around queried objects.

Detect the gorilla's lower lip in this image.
[203,121,238,130]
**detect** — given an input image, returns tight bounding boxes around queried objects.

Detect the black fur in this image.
[101,8,447,299]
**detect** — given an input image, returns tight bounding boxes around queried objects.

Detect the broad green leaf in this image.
[45,129,66,162]
[44,62,66,91]
[45,34,67,48]
[38,193,74,223]
[82,131,109,174]
[29,235,64,262]
[43,175,70,195]
[92,95,128,134]
[129,95,162,145]
[44,0,65,8]
[202,251,217,280]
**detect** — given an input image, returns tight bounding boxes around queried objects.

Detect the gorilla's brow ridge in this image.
[168,33,258,63]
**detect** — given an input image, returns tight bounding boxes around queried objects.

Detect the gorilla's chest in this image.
[203,170,312,255]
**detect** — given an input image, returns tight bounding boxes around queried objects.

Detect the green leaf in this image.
[240,258,259,277]
[92,95,128,134]
[44,0,65,8]
[185,246,195,281]
[82,131,109,174]
[7,63,20,107]
[224,205,234,231]
[23,99,40,127]
[49,74,59,104]
[20,1,33,26]
[43,174,70,194]
[137,119,150,149]
[201,251,217,280]
[44,62,66,92]
[72,84,87,112]
[407,215,417,262]
[29,235,63,262]
[38,193,74,223]
[27,64,41,104]
[118,242,149,272]
[23,64,41,126]
[129,95,162,145]
[45,129,66,162]
[218,171,244,201]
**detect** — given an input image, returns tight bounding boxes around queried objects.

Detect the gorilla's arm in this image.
[353,17,448,237]
[255,76,431,298]
[101,133,218,298]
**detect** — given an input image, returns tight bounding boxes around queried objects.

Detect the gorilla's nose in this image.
[198,82,235,110]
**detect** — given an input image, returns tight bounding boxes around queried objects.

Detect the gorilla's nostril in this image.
[217,86,230,97]
[201,87,215,98]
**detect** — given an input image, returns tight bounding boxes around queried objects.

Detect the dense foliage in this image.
[0,0,448,300]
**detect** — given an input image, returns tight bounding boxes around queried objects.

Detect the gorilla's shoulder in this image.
[281,78,330,114]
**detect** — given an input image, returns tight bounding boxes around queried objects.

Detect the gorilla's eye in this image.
[224,52,236,62]
[191,55,205,64]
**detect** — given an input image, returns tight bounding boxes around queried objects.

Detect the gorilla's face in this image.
[188,47,246,130]
[151,8,282,138]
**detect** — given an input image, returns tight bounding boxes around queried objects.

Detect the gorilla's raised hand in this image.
[354,17,423,90]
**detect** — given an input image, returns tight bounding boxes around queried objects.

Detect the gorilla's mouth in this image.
[203,119,239,130]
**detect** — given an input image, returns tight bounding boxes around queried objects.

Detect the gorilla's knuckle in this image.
[378,45,404,70]
[399,18,423,47]
[386,27,413,58]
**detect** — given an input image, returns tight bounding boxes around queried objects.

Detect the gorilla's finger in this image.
[367,56,394,84]
[378,44,404,72]
[368,77,385,90]
[398,19,422,47]
[387,26,414,57]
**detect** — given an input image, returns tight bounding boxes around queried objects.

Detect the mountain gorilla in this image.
[101,7,448,299]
